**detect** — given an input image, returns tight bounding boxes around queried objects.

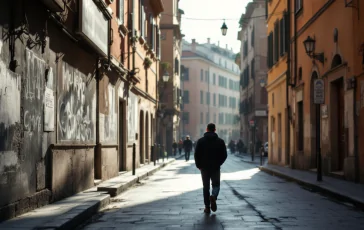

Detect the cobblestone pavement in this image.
[80,154,364,230]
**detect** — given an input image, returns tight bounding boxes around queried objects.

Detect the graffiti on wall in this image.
[127,91,138,143]
[100,84,117,144]
[24,50,45,142]
[0,59,21,154]
[58,62,95,142]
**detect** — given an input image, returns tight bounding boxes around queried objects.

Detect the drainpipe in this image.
[286,0,291,167]
[292,0,297,168]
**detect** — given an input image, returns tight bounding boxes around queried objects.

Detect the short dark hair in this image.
[207,123,216,132]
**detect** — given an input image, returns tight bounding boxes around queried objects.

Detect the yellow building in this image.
[266,0,291,165]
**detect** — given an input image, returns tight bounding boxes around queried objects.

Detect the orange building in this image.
[289,0,364,183]
[266,0,291,166]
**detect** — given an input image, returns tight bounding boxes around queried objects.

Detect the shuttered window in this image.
[274,21,279,64]
[267,32,273,69]
[280,17,284,56]
[251,27,255,47]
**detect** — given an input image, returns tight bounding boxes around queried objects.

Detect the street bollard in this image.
[157,144,160,162]
[132,143,136,175]
[162,145,165,162]
[152,145,156,166]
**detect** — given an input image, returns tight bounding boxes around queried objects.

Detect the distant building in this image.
[238,0,268,153]
[181,39,240,143]
[159,0,183,155]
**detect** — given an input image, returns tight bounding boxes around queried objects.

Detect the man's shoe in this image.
[210,196,217,212]
[204,207,211,214]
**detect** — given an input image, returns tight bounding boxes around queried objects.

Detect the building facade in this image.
[0,0,163,220]
[181,39,240,143]
[266,0,290,165]
[159,0,183,155]
[239,0,268,154]
[266,0,364,184]
[288,0,364,183]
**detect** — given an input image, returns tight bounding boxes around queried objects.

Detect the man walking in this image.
[194,123,227,214]
[183,135,193,161]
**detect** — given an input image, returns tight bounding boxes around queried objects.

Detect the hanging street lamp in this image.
[221,20,228,36]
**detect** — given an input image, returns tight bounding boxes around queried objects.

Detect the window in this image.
[298,101,304,151]
[148,15,155,50]
[139,0,146,37]
[174,58,179,74]
[267,32,273,68]
[156,26,161,58]
[243,40,248,58]
[213,73,216,85]
[279,15,286,56]
[183,90,189,104]
[200,112,203,124]
[295,0,303,13]
[183,112,190,124]
[183,67,189,81]
[251,26,254,47]
[213,114,216,123]
[205,71,208,82]
[206,92,210,105]
[200,90,204,104]
[200,69,203,81]
[274,20,279,64]
[213,94,216,106]
[116,0,124,24]
[206,113,209,124]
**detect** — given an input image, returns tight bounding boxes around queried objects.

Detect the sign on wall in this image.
[79,0,108,57]
[44,87,55,131]
[314,79,325,104]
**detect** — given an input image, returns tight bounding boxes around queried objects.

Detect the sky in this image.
[178,0,250,54]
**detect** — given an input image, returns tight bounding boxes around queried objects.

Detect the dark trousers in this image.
[173,148,177,156]
[201,169,221,207]
[178,148,182,155]
[185,150,190,161]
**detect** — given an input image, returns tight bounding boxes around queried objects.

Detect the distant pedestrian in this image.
[237,139,244,154]
[194,123,227,214]
[183,136,193,161]
[172,140,178,156]
[178,139,183,155]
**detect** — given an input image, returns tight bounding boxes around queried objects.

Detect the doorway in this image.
[119,99,125,171]
[310,72,318,168]
[145,112,149,163]
[139,110,145,164]
[332,78,345,171]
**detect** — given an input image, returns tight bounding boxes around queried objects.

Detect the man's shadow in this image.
[195,213,223,230]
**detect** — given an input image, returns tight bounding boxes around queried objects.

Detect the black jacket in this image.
[194,132,227,170]
[183,139,193,151]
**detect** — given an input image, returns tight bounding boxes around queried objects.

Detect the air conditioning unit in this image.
[40,0,64,12]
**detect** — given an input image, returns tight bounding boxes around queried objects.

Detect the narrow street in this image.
[79,154,364,230]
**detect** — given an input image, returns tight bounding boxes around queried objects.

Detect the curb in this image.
[98,155,184,197]
[259,166,364,210]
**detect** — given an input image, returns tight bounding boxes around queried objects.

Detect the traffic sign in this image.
[249,120,255,127]
[314,79,325,104]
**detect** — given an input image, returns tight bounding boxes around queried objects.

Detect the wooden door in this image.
[338,80,345,170]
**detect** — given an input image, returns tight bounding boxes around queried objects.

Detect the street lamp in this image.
[162,71,170,82]
[221,21,228,36]
[303,36,325,64]
[259,78,266,88]
[303,38,324,182]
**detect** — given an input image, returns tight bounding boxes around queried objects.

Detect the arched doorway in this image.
[310,71,318,169]
[145,112,149,163]
[139,110,144,164]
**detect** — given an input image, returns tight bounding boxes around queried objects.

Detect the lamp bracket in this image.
[310,52,325,65]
